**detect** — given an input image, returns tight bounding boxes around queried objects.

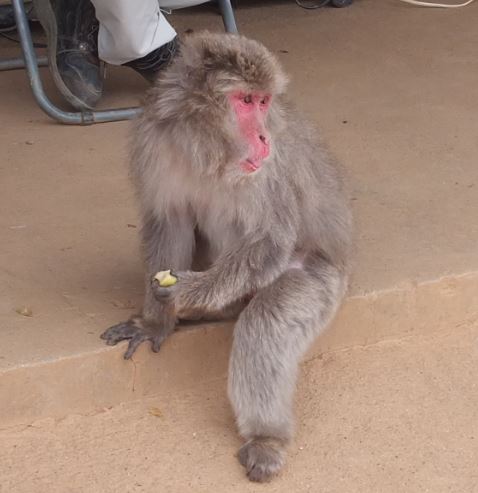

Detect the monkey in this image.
[101,31,352,482]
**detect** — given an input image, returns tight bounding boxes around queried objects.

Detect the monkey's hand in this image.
[100,316,174,359]
[151,270,212,320]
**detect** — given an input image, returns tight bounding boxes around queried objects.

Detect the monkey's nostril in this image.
[259,135,267,144]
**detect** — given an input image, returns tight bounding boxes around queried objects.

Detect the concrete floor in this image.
[1,0,478,489]
[2,322,477,492]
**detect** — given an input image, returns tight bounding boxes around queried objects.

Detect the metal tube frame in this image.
[0,0,238,125]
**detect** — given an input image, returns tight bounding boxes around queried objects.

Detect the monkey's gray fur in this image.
[101,31,352,482]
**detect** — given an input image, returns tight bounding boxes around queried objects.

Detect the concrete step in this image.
[1,272,477,426]
[1,322,476,492]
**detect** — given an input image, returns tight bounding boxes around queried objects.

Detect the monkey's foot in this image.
[238,437,286,482]
[100,319,166,360]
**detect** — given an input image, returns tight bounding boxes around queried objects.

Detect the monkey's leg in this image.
[101,212,194,359]
[228,257,346,482]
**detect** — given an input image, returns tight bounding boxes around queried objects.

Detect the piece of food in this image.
[154,270,177,287]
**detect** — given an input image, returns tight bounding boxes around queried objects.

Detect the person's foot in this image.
[33,0,103,110]
[124,37,178,83]
[0,2,37,33]
[0,4,17,32]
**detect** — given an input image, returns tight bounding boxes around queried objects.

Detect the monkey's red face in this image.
[229,92,272,174]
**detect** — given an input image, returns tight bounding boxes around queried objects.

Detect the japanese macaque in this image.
[101,31,352,482]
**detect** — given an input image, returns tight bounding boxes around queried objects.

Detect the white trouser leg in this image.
[90,0,177,65]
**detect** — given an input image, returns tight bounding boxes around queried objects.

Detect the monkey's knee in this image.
[238,437,287,482]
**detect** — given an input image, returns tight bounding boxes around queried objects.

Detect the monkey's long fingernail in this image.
[152,340,162,352]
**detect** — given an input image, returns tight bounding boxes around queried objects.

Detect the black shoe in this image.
[124,37,178,83]
[0,2,37,33]
[33,0,103,110]
[0,4,16,32]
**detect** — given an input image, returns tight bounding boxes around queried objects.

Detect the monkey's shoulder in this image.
[274,119,344,200]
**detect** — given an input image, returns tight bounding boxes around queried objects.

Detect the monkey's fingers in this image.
[151,337,162,353]
[151,278,177,300]
[100,321,137,345]
[101,320,166,359]
[124,332,151,360]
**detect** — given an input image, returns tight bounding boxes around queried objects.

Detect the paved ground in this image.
[1,0,478,491]
[2,323,477,492]
[1,0,477,371]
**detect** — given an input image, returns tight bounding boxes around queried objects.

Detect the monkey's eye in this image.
[243,95,253,104]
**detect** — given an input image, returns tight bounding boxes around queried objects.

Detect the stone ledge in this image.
[2,271,477,427]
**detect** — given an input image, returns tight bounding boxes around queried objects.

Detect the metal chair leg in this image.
[0,55,47,70]
[218,0,238,33]
[2,0,238,125]
[6,0,142,124]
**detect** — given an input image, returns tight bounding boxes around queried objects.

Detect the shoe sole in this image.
[33,0,102,111]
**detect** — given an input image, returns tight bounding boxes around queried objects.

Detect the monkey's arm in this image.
[154,232,295,317]
[101,210,195,358]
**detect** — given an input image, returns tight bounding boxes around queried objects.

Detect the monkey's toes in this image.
[238,437,286,482]
[100,321,164,359]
